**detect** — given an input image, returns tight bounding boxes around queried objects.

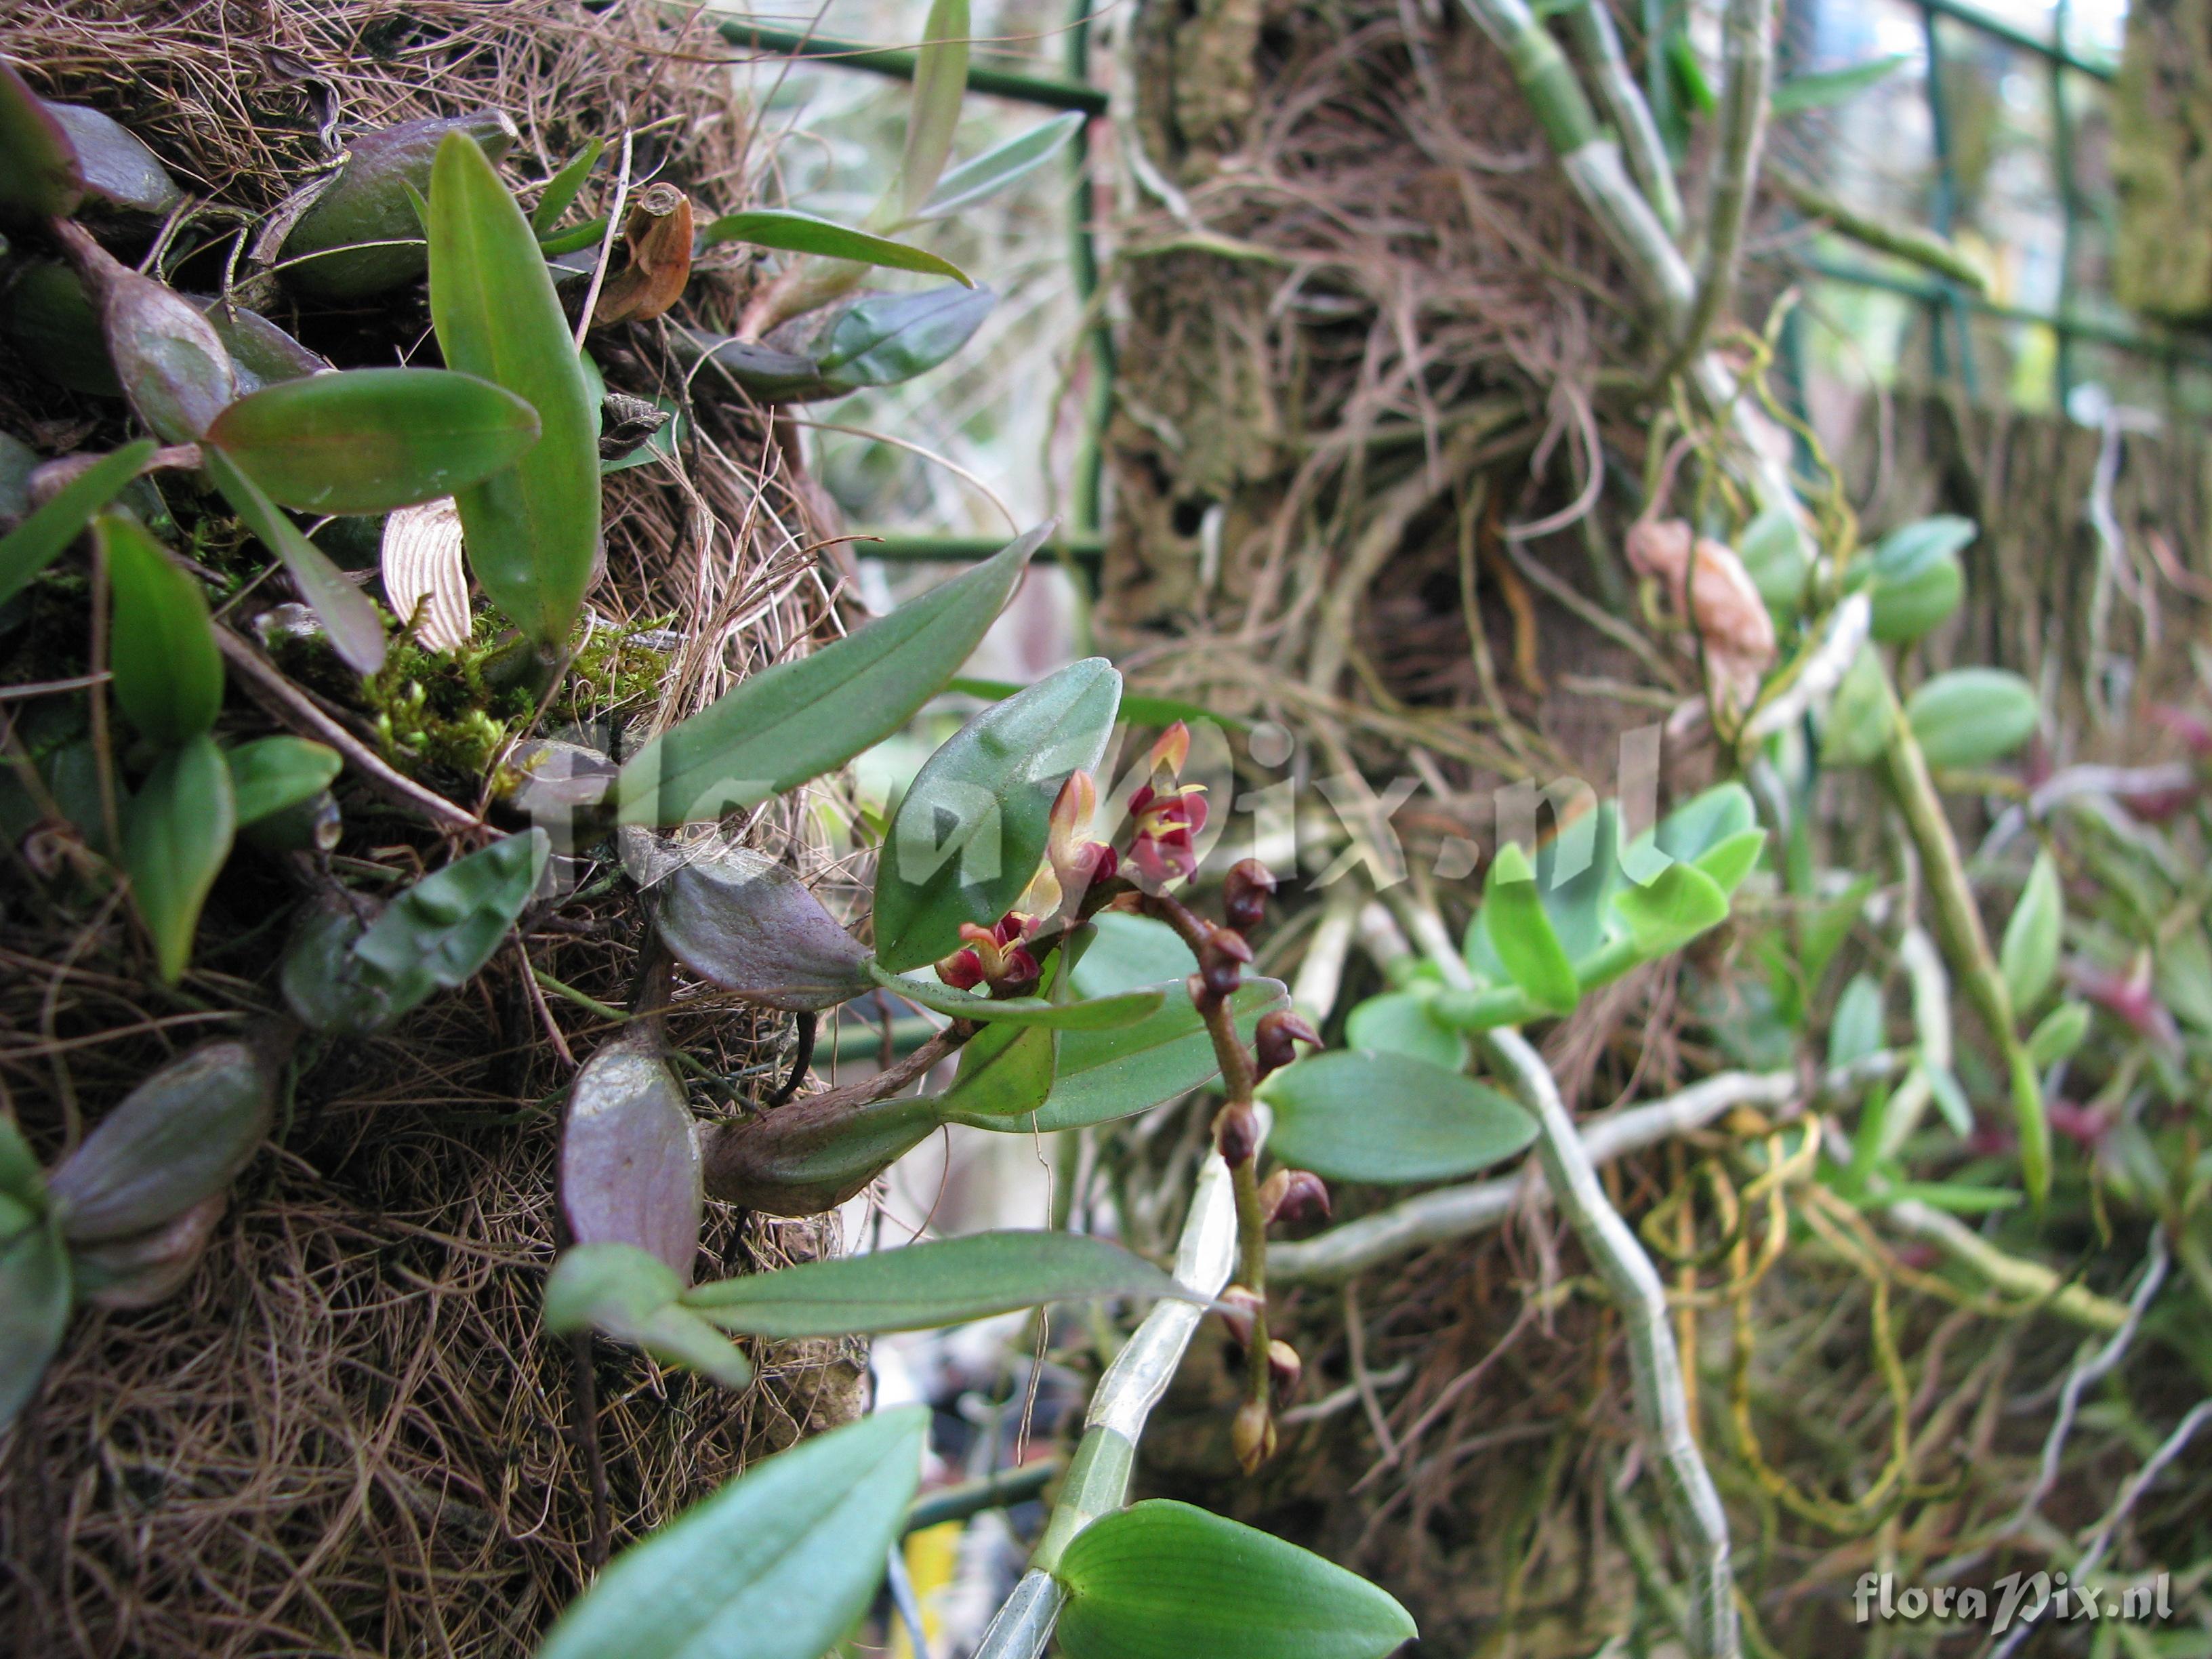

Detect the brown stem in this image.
[569,1332,610,1568]
[764,1010,817,1109]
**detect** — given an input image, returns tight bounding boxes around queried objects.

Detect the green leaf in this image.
[43,102,182,215]
[650,841,874,1012]
[0,1115,42,1213]
[1771,53,1910,116]
[946,979,1288,1134]
[46,1035,277,1244]
[911,112,1085,220]
[616,525,1042,826]
[701,209,973,286]
[1258,1050,1536,1183]
[1858,515,1971,644]
[100,266,236,443]
[428,131,600,648]
[937,1015,1058,1119]
[2026,1000,2090,1067]
[98,510,222,745]
[947,676,1240,734]
[873,657,1121,971]
[1999,850,2063,1016]
[531,138,602,234]
[1055,1500,1417,1659]
[225,736,341,828]
[536,1405,926,1659]
[0,1220,71,1432]
[541,1242,752,1388]
[899,0,970,219]
[812,284,996,393]
[560,1034,703,1282]
[1483,843,1580,1015]
[123,732,235,983]
[1925,1061,1973,1136]
[682,1230,1191,1337]
[537,214,611,255]
[1828,972,1885,1069]
[205,448,390,676]
[1906,668,2039,769]
[1875,1180,2022,1215]
[205,367,541,514]
[1666,34,1718,114]
[0,62,85,220]
[351,829,549,1012]
[282,111,518,301]
[1069,912,1197,996]
[867,960,1162,1029]
[1612,861,1729,958]
[1820,642,1895,766]
[1345,990,1465,1069]
[1694,827,1767,897]
[0,440,154,609]
[1736,504,1809,618]
[1654,782,1758,864]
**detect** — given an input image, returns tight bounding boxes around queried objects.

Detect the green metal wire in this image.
[2048,0,2080,402]
[1917,5,1978,396]
[714,18,1109,112]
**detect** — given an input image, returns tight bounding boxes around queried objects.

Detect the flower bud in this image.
[1145,720,1192,781]
[1266,1338,1303,1399]
[1253,1010,1322,1081]
[1197,926,1251,1003]
[1223,859,1276,934]
[935,947,985,990]
[1258,1168,1331,1226]
[1232,1397,1277,1473]
[1215,1102,1259,1167]
[1218,1283,1263,1351]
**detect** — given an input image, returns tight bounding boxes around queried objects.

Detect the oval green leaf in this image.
[912,112,1085,222]
[46,1035,278,1245]
[225,735,342,828]
[535,1404,926,1659]
[2000,850,2063,1017]
[541,1242,751,1389]
[873,657,1122,971]
[794,284,995,399]
[1345,989,1465,1069]
[100,510,222,745]
[617,525,1043,827]
[1860,515,1972,644]
[205,447,390,676]
[123,731,236,983]
[205,367,541,514]
[1828,972,1885,1069]
[1258,1049,1536,1183]
[43,102,182,214]
[1612,860,1729,958]
[937,1017,1058,1119]
[1055,1500,1418,1659]
[682,1230,1191,1337]
[1483,842,1580,1015]
[701,209,972,285]
[1905,668,2039,769]
[100,266,236,443]
[350,829,548,1014]
[428,130,600,648]
[0,441,153,609]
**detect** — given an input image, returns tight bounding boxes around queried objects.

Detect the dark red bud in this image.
[1259,1168,1331,1226]
[1218,1283,1263,1350]
[1216,1102,1259,1166]
[1197,929,1250,1003]
[1223,859,1275,933]
[998,946,1042,998]
[1254,1010,1322,1081]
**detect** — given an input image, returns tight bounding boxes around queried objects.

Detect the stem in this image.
[1476,1027,1740,1659]
[1877,702,2049,1202]
[1769,163,1989,293]
[973,1129,1252,1659]
[1560,0,1684,235]
[1656,0,1774,385]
